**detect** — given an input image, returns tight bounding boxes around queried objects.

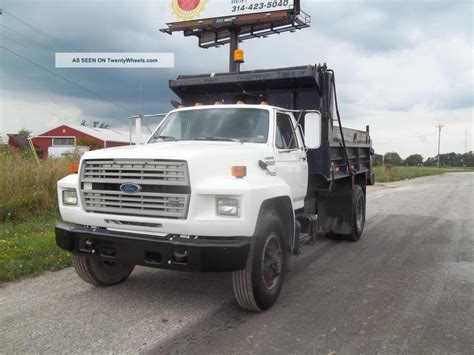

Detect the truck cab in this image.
[56,65,373,312]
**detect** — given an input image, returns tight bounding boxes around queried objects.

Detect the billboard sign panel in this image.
[166,0,295,24]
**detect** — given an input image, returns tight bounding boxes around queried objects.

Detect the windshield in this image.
[148,108,269,144]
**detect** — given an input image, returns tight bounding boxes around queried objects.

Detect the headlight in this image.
[62,189,78,205]
[216,197,239,216]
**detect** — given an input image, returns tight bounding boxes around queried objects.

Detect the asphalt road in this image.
[1,172,473,354]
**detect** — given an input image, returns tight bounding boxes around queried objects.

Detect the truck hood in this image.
[80,141,275,183]
[82,141,272,160]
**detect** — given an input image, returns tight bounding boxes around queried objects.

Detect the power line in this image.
[5,83,27,128]
[1,9,69,51]
[2,53,78,128]
[0,33,85,124]
[0,23,57,52]
[435,124,444,168]
[0,45,132,114]
[1,8,132,119]
[0,31,49,58]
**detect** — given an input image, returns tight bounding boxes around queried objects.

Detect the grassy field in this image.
[0,149,72,222]
[374,166,474,183]
[0,217,71,285]
[0,150,72,285]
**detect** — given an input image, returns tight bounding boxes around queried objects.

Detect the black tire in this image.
[232,210,287,312]
[345,185,366,241]
[72,255,135,287]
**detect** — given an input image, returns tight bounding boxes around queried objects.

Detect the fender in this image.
[256,195,295,254]
[194,174,294,241]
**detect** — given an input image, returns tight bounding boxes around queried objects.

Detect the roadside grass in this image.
[0,150,73,285]
[0,216,71,286]
[0,149,72,223]
[374,166,474,183]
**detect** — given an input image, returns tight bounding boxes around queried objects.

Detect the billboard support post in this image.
[229,28,240,73]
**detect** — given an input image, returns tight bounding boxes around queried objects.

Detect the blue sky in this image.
[0,0,472,158]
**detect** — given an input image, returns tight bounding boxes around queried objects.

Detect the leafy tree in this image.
[445,152,461,166]
[374,154,383,166]
[17,128,32,138]
[460,151,474,167]
[80,120,110,129]
[424,157,437,166]
[77,137,102,151]
[424,152,474,167]
[383,152,402,166]
[404,154,423,166]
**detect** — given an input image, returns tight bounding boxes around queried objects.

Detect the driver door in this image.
[274,112,308,208]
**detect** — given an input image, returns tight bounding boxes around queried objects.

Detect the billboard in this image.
[166,0,295,24]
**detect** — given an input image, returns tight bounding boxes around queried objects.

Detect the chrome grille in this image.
[81,159,189,185]
[80,159,190,219]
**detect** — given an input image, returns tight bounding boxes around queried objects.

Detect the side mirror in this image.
[304,112,321,149]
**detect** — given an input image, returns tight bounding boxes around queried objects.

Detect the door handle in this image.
[299,157,306,161]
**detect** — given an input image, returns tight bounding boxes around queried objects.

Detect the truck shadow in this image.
[140,213,464,354]
[75,267,233,310]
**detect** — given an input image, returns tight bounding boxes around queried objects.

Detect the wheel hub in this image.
[261,233,283,290]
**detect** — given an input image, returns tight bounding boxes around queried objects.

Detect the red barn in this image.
[7,134,44,158]
[31,124,134,158]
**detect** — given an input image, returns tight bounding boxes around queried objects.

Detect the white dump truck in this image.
[56,65,374,311]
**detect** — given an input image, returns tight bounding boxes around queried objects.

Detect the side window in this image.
[53,138,75,146]
[275,126,284,149]
[276,113,298,149]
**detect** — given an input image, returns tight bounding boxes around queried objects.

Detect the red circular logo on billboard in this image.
[178,0,199,11]
[171,0,207,21]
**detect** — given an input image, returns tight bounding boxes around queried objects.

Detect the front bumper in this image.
[55,224,250,272]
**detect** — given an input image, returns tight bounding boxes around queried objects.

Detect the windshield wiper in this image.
[195,137,244,144]
[154,135,177,141]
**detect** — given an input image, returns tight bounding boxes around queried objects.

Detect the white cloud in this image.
[0,88,126,135]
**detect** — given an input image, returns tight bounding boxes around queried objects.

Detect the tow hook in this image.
[173,249,188,264]
[80,238,96,254]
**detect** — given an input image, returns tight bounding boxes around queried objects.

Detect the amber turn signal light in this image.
[69,163,79,173]
[232,166,247,178]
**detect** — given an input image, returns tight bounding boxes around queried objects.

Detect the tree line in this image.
[375,152,474,167]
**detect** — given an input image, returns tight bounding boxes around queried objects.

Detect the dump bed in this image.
[170,65,323,109]
[169,65,373,186]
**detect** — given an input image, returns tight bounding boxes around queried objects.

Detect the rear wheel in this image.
[345,185,365,241]
[72,255,135,287]
[232,210,286,312]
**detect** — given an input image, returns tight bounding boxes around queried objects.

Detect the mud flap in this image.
[317,191,353,235]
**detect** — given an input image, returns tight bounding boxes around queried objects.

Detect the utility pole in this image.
[435,124,444,168]
[465,129,468,154]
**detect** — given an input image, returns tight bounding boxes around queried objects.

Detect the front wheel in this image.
[72,255,135,287]
[232,210,286,312]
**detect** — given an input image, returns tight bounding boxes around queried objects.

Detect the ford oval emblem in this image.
[120,183,142,194]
